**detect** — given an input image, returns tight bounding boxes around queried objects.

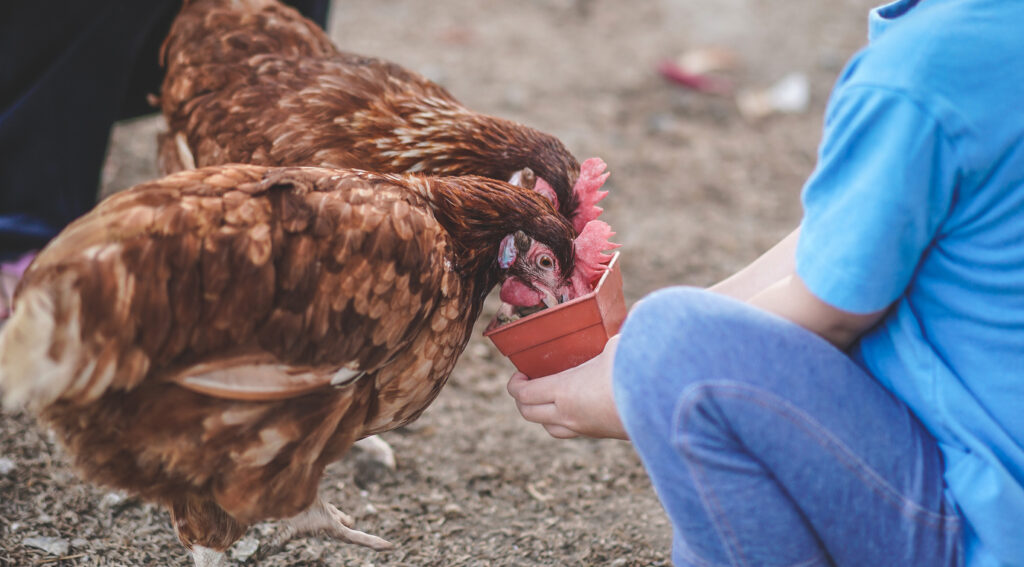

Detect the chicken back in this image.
[159,0,584,224]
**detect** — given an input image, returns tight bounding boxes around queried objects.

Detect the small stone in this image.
[100,492,125,508]
[351,437,396,488]
[229,537,260,562]
[23,536,70,556]
[50,469,74,484]
[0,457,16,476]
[364,503,379,516]
[646,112,676,135]
[442,503,463,517]
[469,343,490,360]
[71,538,89,549]
[610,558,629,567]
[252,523,276,538]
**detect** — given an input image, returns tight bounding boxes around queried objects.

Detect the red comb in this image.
[572,220,621,291]
[571,158,610,234]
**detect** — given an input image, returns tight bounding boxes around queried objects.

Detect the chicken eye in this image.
[536,254,555,270]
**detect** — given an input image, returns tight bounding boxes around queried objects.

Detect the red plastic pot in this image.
[484,252,626,378]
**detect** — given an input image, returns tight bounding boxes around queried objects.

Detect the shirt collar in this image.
[869,0,923,41]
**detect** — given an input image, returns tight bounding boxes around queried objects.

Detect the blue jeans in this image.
[612,287,963,566]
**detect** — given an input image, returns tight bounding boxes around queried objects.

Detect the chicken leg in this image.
[273,496,394,552]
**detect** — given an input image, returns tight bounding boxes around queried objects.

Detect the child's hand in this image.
[506,335,627,440]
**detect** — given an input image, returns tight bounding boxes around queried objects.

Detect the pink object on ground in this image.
[0,250,38,321]
[656,59,733,95]
[485,252,625,379]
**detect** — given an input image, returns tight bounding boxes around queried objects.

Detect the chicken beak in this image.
[541,289,559,308]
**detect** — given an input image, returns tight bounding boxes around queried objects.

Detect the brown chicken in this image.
[158,0,619,344]
[0,164,575,566]
[158,0,605,242]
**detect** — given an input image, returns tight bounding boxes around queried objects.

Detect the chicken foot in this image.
[268,496,394,553]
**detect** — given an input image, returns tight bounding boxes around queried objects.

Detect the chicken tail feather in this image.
[0,286,75,411]
[0,271,150,410]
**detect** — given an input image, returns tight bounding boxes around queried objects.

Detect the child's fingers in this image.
[514,400,561,425]
[507,372,560,405]
[506,371,530,397]
[543,424,578,439]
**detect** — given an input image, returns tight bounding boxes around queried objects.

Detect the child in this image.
[508,1,1024,565]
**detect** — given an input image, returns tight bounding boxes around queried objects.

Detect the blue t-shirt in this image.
[797,1,1024,565]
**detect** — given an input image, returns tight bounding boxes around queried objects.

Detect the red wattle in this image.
[500,277,543,306]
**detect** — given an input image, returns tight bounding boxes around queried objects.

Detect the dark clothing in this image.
[0,0,330,260]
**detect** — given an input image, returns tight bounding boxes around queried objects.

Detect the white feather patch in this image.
[330,366,362,386]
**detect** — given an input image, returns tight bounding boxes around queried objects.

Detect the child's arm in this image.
[749,273,887,350]
[710,227,802,301]
[712,226,887,349]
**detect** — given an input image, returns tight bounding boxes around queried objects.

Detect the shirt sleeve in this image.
[797,84,959,314]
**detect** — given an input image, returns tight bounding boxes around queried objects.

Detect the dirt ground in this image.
[1,0,879,565]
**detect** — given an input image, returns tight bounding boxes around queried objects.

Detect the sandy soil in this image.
[2,0,878,565]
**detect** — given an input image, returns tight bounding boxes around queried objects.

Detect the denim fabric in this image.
[612,287,963,567]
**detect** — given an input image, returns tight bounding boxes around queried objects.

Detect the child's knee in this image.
[613,287,717,434]
[625,286,742,333]
[627,286,705,321]
[618,286,740,365]
[612,287,772,432]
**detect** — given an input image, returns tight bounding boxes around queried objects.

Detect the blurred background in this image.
[7,0,876,565]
